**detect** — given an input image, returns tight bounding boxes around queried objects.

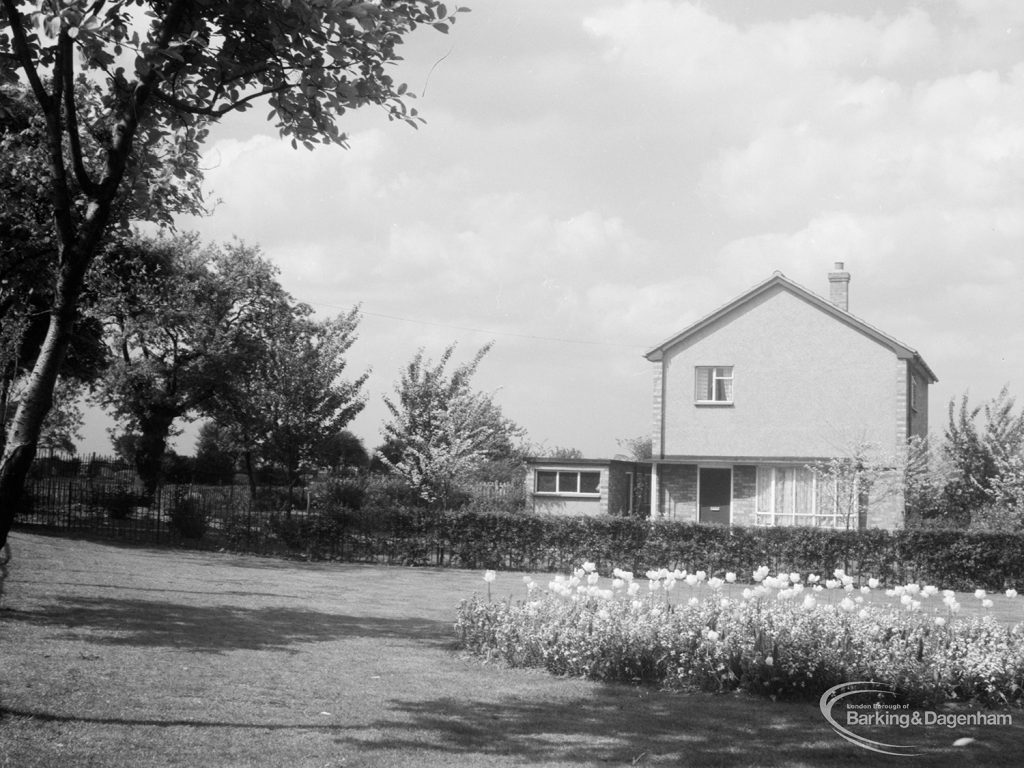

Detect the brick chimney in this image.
[828,261,850,311]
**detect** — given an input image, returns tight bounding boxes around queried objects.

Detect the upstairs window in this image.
[536,470,600,495]
[695,366,734,404]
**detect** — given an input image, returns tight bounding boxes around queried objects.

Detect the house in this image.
[645,263,936,529]
[524,457,648,518]
[525,263,936,530]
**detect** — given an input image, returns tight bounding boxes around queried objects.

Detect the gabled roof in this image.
[643,271,938,383]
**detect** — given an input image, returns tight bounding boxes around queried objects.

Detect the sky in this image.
[78,0,1024,459]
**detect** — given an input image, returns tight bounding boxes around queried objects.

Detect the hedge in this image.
[262,505,1024,591]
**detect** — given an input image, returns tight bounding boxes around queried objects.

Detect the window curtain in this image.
[695,367,711,400]
[717,370,734,401]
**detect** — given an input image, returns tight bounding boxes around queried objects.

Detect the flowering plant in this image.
[456,563,1024,708]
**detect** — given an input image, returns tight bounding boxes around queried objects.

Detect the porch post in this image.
[649,462,660,519]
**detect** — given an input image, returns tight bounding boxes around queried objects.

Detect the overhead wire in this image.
[304,300,649,351]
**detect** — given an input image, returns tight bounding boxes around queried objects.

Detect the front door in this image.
[699,468,731,525]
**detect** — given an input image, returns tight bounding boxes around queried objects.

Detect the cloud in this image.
[83,1,1022,460]
[583,2,1024,232]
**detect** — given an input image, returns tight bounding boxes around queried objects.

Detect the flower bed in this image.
[456,564,1024,708]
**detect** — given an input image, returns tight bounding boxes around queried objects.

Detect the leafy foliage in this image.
[213,499,1024,591]
[1,85,108,456]
[0,0,463,547]
[92,234,294,493]
[803,441,909,530]
[548,446,584,459]
[311,429,370,473]
[168,492,208,539]
[208,305,367,490]
[0,85,53,390]
[381,343,524,507]
[907,388,1024,528]
[616,435,652,461]
[192,421,239,484]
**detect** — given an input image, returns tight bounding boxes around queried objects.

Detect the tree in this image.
[901,435,949,525]
[381,343,523,507]
[616,435,652,461]
[209,306,367,495]
[92,234,292,495]
[1,85,107,457]
[942,393,994,518]
[4,376,86,455]
[0,0,463,546]
[982,454,1024,530]
[806,441,906,530]
[0,85,51,417]
[940,387,1024,524]
[34,379,84,453]
[193,421,239,484]
[312,429,370,473]
[549,446,583,459]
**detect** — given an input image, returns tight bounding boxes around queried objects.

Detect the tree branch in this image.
[78,0,192,268]
[59,31,100,197]
[151,79,294,117]
[2,0,79,256]
[1,0,52,111]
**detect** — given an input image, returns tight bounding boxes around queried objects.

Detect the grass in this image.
[1,531,1023,768]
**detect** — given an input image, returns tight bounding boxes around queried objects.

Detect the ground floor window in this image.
[536,470,601,495]
[754,466,855,528]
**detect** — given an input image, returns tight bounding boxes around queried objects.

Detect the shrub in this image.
[266,508,356,559]
[458,490,528,516]
[162,452,196,484]
[91,484,144,520]
[169,494,208,539]
[241,498,1024,590]
[19,489,38,517]
[363,474,426,509]
[252,486,303,512]
[313,475,366,511]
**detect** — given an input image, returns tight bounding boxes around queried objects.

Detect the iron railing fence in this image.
[19,451,526,563]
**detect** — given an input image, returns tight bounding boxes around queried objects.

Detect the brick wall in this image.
[651,361,664,458]
[732,465,757,526]
[895,358,908,448]
[660,464,697,521]
[867,475,905,530]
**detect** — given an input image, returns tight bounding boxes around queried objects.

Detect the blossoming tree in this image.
[381,343,523,508]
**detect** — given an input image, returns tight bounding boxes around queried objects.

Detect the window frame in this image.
[695,365,735,405]
[534,469,602,497]
[754,466,843,529]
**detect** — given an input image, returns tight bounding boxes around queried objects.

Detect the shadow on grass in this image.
[0,707,356,731]
[336,690,1015,767]
[2,680,1018,766]
[2,596,453,652]
[11,580,298,598]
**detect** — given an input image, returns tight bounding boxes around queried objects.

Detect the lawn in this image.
[1,530,1022,767]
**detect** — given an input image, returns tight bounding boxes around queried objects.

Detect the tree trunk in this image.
[244,450,258,504]
[0,0,175,549]
[0,289,78,548]
[0,373,11,457]
[134,411,176,502]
